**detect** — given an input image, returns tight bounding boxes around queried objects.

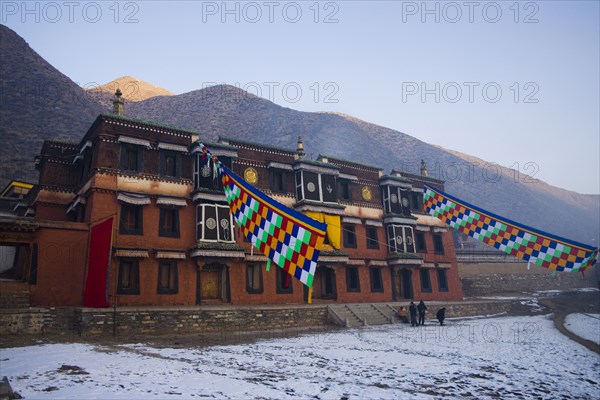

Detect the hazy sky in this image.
[3,1,599,194]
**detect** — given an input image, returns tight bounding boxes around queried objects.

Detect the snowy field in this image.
[565,313,600,345]
[1,314,599,399]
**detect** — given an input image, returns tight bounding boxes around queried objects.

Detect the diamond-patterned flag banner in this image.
[220,165,326,288]
[424,185,599,272]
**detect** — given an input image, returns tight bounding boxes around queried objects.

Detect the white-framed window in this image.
[295,170,337,203]
[387,224,416,253]
[382,186,412,215]
[196,203,235,242]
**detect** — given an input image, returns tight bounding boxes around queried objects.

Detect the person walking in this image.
[417,300,427,326]
[408,301,417,327]
[436,307,446,326]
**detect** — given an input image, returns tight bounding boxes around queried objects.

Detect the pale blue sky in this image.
[3,0,599,194]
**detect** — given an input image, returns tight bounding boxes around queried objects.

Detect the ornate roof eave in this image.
[190,242,245,258]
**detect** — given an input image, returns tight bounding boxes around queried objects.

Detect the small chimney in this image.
[295,136,305,160]
[112,89,124,116]
[420,159,428,177]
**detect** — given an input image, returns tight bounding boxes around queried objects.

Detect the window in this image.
[410,192,423,212]
[159,208,180,238]
[369,267,384,292]
[120,145,143,173]
[295,170,337,203]
[366,226,379,249]
[160,152,180,178]
[118,259,140,295]
[343,224,357,248]
[270,169,286,193]
[346,266,360,292]
[437,269,448,292]
[119,204,143,235]
[337,179,352,201]
[195,156,230,191]
[157,260,178,294]
[387,225,415,253]
[420,268,432,292]
[196,204,234,242]
[416,231,427,252]
[246,264,264,294]
[433,234,445,255]
[276,267,293,294]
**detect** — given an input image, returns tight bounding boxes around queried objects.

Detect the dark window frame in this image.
[157,260,178,294]
[366,226,380,249]
[159,207,180,238]
[433,234,445,255]
[437,269,449,292]
[160,151,181,178]
[337,179,352,201]
[269,169,286,193]
[410,192,423,212]
[117,259,140,295]
[420,268,432,292]
[346,266,361,292]
[120,144,144,173]
[119,204,143,235]
[369,267,384,292]
[276,267,293,294]
[246,263,264,294]
[416,231,427,253]
[343,224,357,248]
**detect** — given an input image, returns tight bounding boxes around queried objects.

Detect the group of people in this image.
[397,301,446,326]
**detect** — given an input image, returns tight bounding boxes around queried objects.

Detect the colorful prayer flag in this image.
[423,185,599,272]
[220,165,326,288]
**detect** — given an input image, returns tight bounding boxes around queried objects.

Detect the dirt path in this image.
[537,290,600,354]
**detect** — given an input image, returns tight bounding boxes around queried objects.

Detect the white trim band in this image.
[155,251,187,259]
[158,142,189,153]
[268,162,294,171]
[118,136,152,148]
[114,249,149,258]
[342,217,362,225]
[365,220,383,227]
[156,197,187,207]
[117,193,151,205]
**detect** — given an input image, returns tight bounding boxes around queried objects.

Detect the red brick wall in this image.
[29,225,89,306]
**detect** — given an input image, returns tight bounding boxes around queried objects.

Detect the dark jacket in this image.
[417,301,427,315]
[409,303,417,316]
[436,308,446,321]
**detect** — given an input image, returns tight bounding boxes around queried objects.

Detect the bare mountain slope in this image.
[85,75,174,109]
[0,24,104,184]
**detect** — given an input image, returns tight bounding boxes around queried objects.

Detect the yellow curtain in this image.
[304,211,341,250]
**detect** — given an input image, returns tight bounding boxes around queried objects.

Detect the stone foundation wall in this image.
[77,306,329,338]
[0,309,44,335]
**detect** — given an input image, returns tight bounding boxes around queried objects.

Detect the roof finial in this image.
[112,89,124,116]
[296,136,305,160]
[420,159,428,177]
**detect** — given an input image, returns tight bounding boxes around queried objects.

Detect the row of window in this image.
[120,144,182,178]
[120,204,180,237]
[118,260,449,297]
[118,259,178,295]
[420,268,449,292]
[341,224,445,255]
[120,202,446,258]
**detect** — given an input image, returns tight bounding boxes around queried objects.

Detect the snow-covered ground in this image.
[1,314,599,399]
[565,313,600,345]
